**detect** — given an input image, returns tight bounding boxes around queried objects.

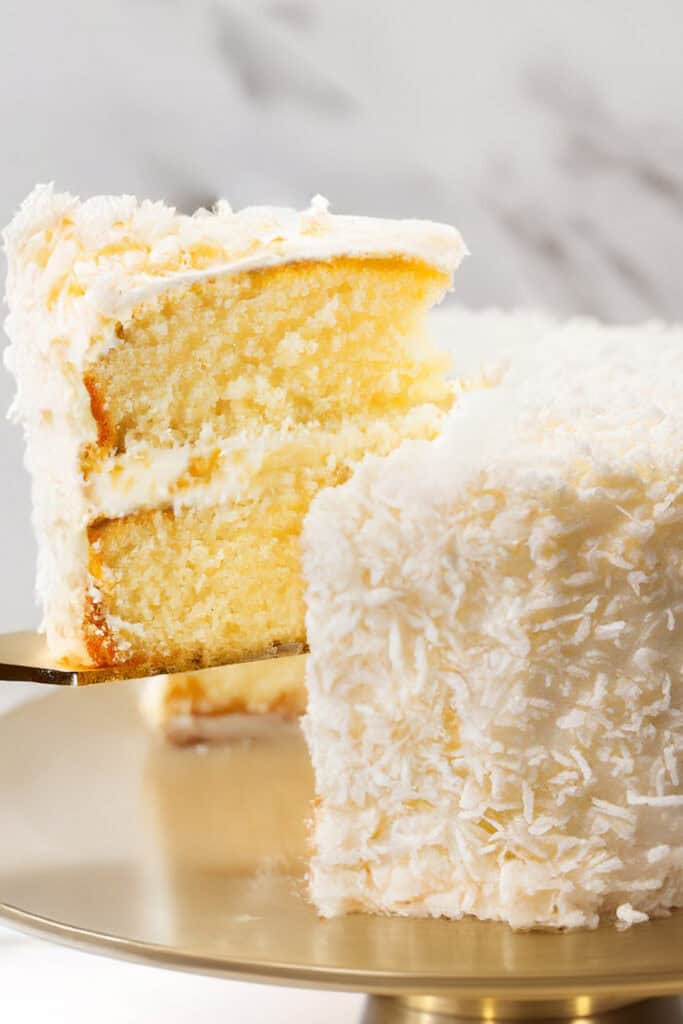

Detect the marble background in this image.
[1,0,683,628]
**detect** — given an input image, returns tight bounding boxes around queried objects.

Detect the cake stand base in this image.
[363,994,683,1023]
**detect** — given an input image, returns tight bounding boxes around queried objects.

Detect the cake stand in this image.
[1,679,682,1023]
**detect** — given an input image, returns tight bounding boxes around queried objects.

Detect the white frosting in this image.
[2,304,95,660]
[303,317,683,929]
[2,185,464,664]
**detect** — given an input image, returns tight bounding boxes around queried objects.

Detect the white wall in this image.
[2,0,683,630]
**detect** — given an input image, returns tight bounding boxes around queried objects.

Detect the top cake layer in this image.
[4,187,465,460]
[4,185,465,373]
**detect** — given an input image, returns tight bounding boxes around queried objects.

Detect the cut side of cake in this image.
[3,185,465,676]
[303,319,683,930]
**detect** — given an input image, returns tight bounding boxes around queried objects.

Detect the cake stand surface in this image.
[0,679,682,1023]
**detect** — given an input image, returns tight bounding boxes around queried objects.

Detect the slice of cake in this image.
[303,318,683,930]
[3,185,465,676]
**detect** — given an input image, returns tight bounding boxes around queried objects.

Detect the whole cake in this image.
[3,185,465,675]
[303,318,683,929]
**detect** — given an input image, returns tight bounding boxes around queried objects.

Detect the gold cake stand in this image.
[1,678,682,1023]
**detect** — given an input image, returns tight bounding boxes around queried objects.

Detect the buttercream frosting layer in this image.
[84,403,451,521]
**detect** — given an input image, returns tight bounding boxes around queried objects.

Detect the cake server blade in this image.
[0,631,307,686]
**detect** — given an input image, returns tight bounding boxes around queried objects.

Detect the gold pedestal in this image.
[364,995,683,1022]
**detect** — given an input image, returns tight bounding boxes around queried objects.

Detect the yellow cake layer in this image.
[87,495,307,670]
[84,257,451,460]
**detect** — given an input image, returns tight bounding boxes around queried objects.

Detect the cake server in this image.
[0,630,306,685]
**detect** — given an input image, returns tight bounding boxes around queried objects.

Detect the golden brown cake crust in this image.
[83,589,127,666]
[83,372,115,449]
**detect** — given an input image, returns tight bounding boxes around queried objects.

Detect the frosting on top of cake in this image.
[3,184,466,369]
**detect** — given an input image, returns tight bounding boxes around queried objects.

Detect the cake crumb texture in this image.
[86,257,452,457]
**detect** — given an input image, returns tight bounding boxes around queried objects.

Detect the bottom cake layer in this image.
[86,483,310,671]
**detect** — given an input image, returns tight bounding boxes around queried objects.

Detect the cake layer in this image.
[4,186,464,379]
[303,319,683,929]
[87,493,308,670]
[84,257,452,459]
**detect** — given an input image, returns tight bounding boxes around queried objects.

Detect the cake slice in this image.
[3,185,465,675]
[303,318,683,930]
